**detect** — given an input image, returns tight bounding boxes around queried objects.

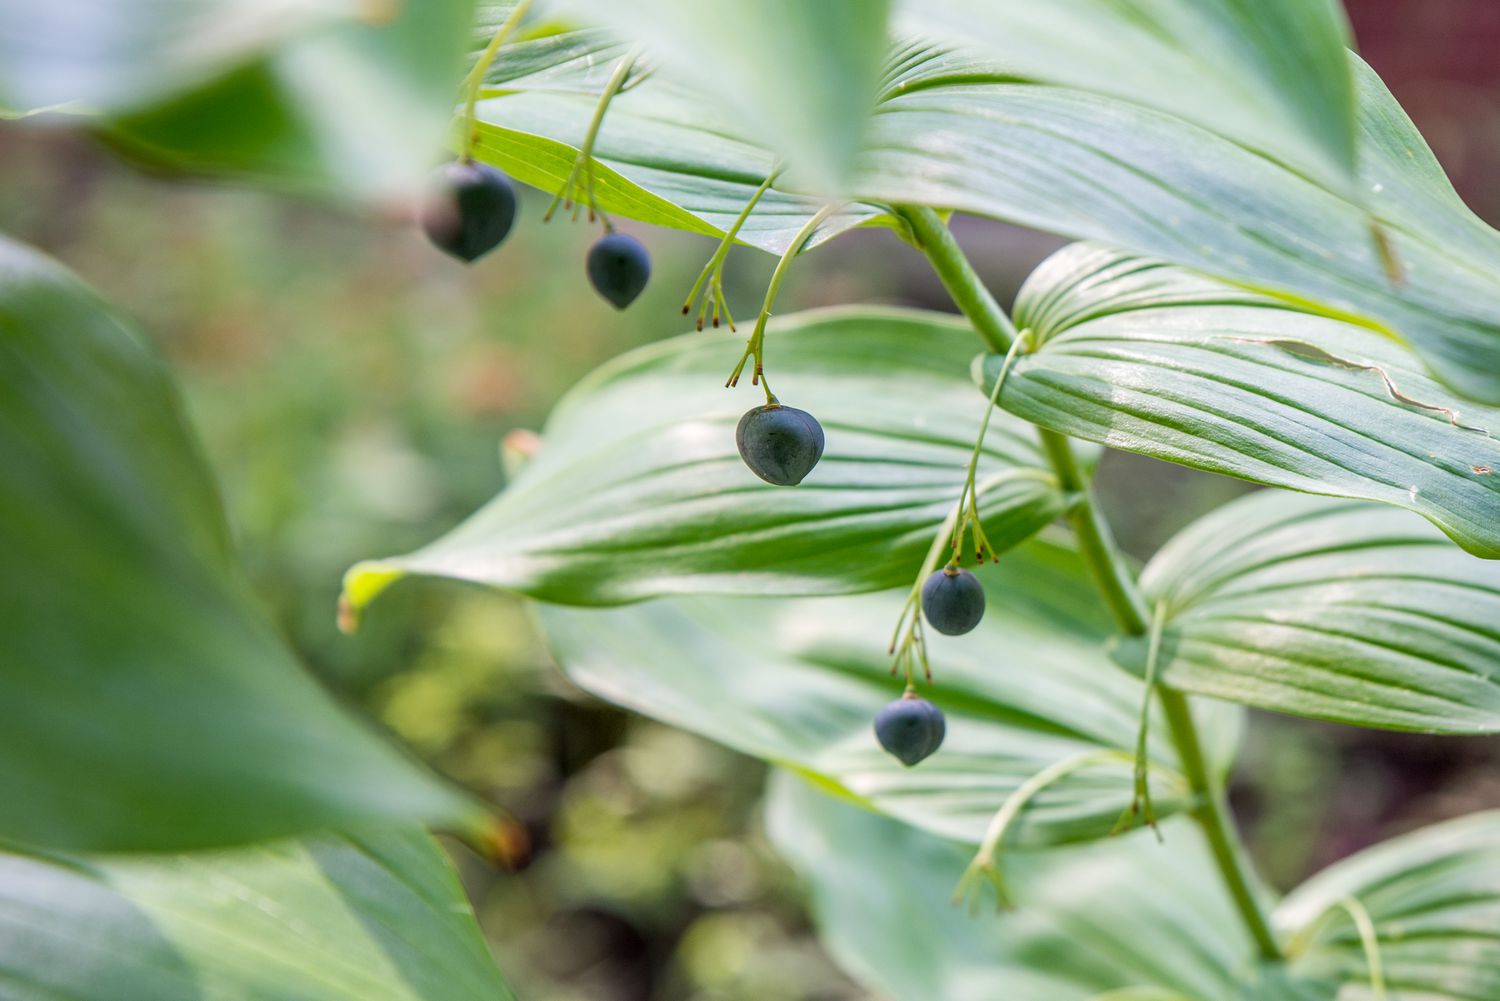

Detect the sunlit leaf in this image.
[344,308,1070,610]
[1121,491,1500,733]
[0,829,514,1001]
[896,0,1358,191]
[979,243,1500,559]
[0,235,485,851]
[474,34,1500,402]
[529,535,1241,848]
[1277,811,1500,999]
[765,772,1303,1001]
[560,0,891,193]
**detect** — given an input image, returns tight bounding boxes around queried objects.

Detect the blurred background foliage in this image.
[3,1,1500,997]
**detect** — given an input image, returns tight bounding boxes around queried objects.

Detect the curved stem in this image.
[896,202,1284,964]
[726,202,840,401]
[545,47,642,224]
[460,0,533,160]
[683,165,784,330]
[893,205,1017,352]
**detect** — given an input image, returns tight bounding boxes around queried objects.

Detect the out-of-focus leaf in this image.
[765,772,1299,1001]
[104,0,477,198]
[0,829,515,1001]
[1123,491,1500,733]
[343,308,1071,610]
[530,536,1241,848]
[0,0,347,114]
[561,0,891,193]
[897,0,1357,191]
[0,235,485,851]
[1278,811,1500,999]
[978,243,1500,559]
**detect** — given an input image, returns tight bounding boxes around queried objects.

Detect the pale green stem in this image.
[727,202,840,401]
[683,165,785,330]
[460,0,533,160]
[896,201,1284,964]
[545,47,642,224]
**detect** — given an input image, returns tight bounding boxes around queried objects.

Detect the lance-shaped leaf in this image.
[978,243,1500,559]
[0,236,485,851]
[1123,491,1500,733]
[0,830,515,1001]
[473,31,1500,402]
[530,536,1240,848]
[559,0,890,193]
[344,308,1071,611]
[1277,811,1500,999]
[895,0,1358,192]
[764,772,1304,1001]
[867,55,1500,403]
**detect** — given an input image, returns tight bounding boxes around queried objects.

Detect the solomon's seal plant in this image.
[8,1,1500,1000]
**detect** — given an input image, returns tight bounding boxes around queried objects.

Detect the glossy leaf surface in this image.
[344,308,1070,610]
[980,243,1500,558]
[1126,491,1500,733]
[530,536,1241,848]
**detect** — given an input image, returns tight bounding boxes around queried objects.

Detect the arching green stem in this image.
[1112,601,1167,839]
[726,202,841,402]
[1286,895,1388,1000]
[887,333,1035,686]
[545,47,643,225]
[895,201,1284,963]
[459,0,533,161]
[956,748,1141,912]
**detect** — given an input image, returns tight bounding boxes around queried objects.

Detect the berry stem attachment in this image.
[726,201,841,403]
[952,329,1030,562]
[683,165,785,331]
[545,46,644,225]
[460,0,533,161]
[1112,601,1168,840]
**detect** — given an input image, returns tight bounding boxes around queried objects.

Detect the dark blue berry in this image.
[921,567,985,636]
[874,695,946,767]
[735,404,825,486]
[420,161,517,262]
[587,231,651,309]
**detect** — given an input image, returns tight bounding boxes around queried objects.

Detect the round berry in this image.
[419,161,517,262]
[586,231,651,309]
[921,567,985,636]
[874,694,946,767]
[735,404,825,486]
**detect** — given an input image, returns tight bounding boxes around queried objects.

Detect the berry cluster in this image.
[419,160,652,311]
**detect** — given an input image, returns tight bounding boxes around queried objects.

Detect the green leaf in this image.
[0,0,346,114]
[562,0,891,193]
[528,535,1240,848]
[979,243,1500,559]
[897,0,1358,191]
[1126,490,1500,733]
[474,33,1500,402]
[765,771,1287,1001]
[0,829,514,1001]
[863,55,1500,403]
[343,308,1070,610]
[0,235,485,851]
[1277,811,1500,999]
[103,0,477,198]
